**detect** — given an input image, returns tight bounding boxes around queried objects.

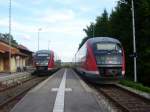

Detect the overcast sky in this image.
[0,0,118,62]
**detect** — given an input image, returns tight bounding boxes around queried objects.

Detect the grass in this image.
[119,80,150,94]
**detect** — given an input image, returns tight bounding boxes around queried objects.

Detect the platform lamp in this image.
[38,28,42,51]
[9,0,12,74]
[92,23,95,38]
[48,40,51,50]
[131,0,137,82]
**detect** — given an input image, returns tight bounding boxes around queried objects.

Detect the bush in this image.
[119,80,150,93]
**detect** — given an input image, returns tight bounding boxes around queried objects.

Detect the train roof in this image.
[87,37,121,44]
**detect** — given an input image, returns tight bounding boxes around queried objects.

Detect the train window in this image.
[75,43,87,63]
[96,43,122,52]
[36,53,50,60]
[37,53,49,57]
[96,43,116,50]
[81,44,87,57]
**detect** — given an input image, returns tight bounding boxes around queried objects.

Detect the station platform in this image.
[10,68,104,112]
[0,72,31,79]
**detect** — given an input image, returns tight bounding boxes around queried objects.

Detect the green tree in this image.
[0,33,18,46]
[95,9,110,37]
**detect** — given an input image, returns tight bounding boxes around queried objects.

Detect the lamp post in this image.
[92,24,94,37]
[37,28,42,51]
[9,0,12,73]
[131,0,137,82]
[48,40,50,50]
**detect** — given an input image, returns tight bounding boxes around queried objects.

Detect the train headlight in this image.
[122,70,125,75]
[36,62,39,65]
[45,62,48,65]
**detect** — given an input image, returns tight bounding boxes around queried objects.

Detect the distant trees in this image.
[0,33,18,46]
[95,9,110,37]
[80,0,150,85]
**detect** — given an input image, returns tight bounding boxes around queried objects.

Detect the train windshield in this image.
[94,43,122,65]
[36,53,50,60]
[96,43,121,51]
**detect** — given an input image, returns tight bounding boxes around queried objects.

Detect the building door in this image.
[0,56,4,72]
[4,57,9,72]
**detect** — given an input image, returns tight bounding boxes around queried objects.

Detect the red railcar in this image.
[34,50,61,75]
[75,37,125,83]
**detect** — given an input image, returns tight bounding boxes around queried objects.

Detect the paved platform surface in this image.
[10,68,103,112]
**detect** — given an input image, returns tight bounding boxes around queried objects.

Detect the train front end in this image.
[84,37,125,83]
[34,50,51,74]
[93,42,125,81]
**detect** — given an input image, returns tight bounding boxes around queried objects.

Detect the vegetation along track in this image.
[95,84,150,112]
[0,75,48,112]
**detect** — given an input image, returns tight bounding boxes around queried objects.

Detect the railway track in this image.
[95,84,150,112]
[0,76,48,112]
[74,70,150,112]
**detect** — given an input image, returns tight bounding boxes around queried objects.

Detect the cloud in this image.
[54,0,73,5]
[15,33,31,40]
[0,18,8,27]
[29,0,44,5]
[31,8,90,38]
[0,14,87,38]
[12,20,37,33]
[42,19,88,34]
[38,9,75,23]
[0,17,39,33]
[79,6,91,12]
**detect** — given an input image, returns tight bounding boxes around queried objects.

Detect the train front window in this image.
[37,53,49,57]
[35,53,50,66]
[95,43,122,65]
[96,43,122,52]
[37,54,49,58]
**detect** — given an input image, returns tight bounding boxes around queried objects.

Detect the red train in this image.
[33,50,61,75]
[75,37,125,83]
